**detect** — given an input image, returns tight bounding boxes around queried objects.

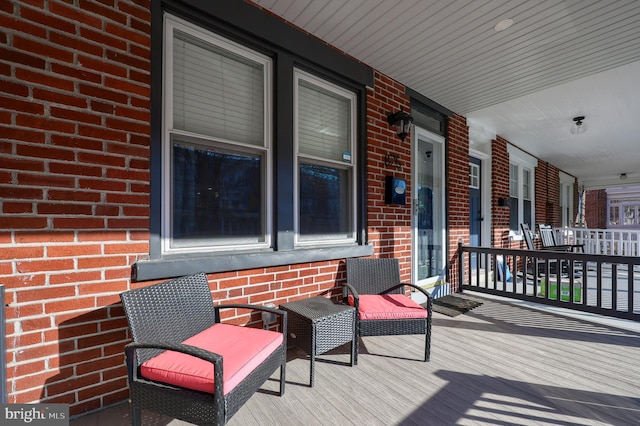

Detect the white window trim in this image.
[470,148,491,249]
[606,187,640,227]
[293,68,357,246]
[469,162,480,189]
[161,14,273,254]
[559,171,574,227]
[412,126,447,286]
[508,145,537,238]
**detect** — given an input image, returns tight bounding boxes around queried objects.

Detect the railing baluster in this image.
[484,252,489,289]
[596,262,603,309]
[579,259,586,306]
[628,262,634,314]
[611,264,618,311]
[475,251,480,290]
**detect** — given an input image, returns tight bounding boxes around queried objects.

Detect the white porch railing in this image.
[562,228,640,256]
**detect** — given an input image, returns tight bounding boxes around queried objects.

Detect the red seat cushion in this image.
[349,294,428,320]
[140,323,283,395]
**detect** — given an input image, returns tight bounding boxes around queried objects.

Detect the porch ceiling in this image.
[254,0,640,189]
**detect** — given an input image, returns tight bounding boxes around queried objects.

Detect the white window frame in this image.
[293,68,357,246]
[608,200,640,227]
[161,14,273,254]
[508,145,537,237]
[606,188,640,228]
[523,168,532,202]
[469,162,480,189]
[470,148,492,250]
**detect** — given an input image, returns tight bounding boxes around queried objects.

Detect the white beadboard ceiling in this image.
[253,0,640,189]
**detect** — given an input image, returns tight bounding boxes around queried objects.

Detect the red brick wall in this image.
[549,172,560,226]
[366,78,474,289]
[585,189,607,228]
[366,72,413,280]
[0,0,341,415]
[0,0,152,413]
[535,161,549,224]
[446,114,469,291]
[492,142,574,251]
[0,3,440,416]
[491,137,511,248]
[535,161,562,226]
[2,0,570,417]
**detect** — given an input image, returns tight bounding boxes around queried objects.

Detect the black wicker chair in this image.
[120,272,287,426]
[343,257,432,363]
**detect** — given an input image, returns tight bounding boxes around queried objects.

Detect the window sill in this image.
[132,244,374,282]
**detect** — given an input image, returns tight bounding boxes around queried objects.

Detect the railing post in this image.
[458,242,464,293]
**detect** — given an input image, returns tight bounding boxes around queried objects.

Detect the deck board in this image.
[70,294,640,425]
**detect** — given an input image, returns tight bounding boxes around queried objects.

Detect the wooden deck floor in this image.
[71,294,640,425]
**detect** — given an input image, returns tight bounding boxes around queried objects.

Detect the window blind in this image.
[509,164,518,197]
[523,169,531,200]
[298,79,350,161]
[173,30,264,146]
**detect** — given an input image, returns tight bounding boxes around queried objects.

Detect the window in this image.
[523,168,532,226]
[509,164,519,231]
[606,187,640,228]
[137,7,374,281]
[608,197,640,227]
[295,70,356,244]
[508,145,537,233]
[469,162,479,189]
[163,16,272,253]
[624,205,637,225]
[609,203,620,226]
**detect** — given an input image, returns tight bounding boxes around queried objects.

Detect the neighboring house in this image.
[0,0,577,416]
[584,186,640,229]
[605,186,640,228]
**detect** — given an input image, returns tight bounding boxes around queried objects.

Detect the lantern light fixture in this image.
[387,109,414,142]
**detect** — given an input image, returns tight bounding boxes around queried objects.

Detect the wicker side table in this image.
[280,296,356,387]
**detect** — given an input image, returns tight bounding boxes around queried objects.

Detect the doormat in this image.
[428,295,482,317]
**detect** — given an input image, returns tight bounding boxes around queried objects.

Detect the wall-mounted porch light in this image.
[387,109,414,142]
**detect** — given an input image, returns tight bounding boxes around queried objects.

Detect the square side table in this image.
[280,296,356,387]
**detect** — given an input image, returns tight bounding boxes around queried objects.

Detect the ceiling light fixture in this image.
[494,18,514,32]
[570,116,587,134]
[620,173,628,180]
